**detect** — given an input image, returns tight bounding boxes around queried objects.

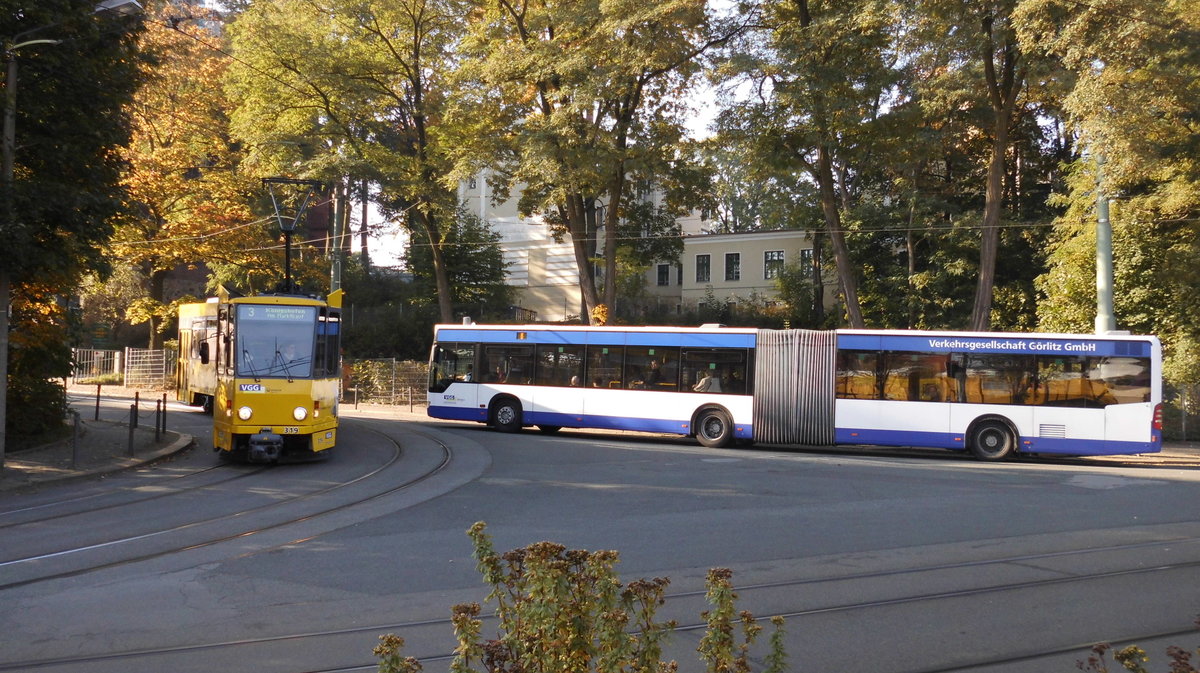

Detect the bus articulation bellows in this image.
[427,324,1161,460]
[177,287,343,462]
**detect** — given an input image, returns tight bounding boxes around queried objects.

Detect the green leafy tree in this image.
[405,208,514,323]
[715,0,902,329]
[904,0,1059,330]
[455,0,725,322]
[226,0,466,321]
[1017,0,1200,424]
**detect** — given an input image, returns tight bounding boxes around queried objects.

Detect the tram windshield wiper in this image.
[241,349,262,382]
[274,348,295,383]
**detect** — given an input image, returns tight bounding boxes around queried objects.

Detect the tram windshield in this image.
[235,304,317,378]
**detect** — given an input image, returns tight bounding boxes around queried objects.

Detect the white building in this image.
[460,174,822,322]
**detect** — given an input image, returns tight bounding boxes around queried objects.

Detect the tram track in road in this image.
[5,531,1198,673]
[0,463,271,529]
[0,420,452,591]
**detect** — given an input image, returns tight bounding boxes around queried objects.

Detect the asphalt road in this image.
[2,406,1199,673]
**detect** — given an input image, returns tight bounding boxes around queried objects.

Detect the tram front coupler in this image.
[248,430,284,463]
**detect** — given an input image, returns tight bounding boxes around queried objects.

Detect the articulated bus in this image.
[178,287,343,462]
[427,324,1161,460]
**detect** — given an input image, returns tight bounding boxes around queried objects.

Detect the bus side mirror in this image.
[199,342,210,364]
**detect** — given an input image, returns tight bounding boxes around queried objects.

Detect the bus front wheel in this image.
[491,399,523,433]
[695,408,733,448]
[969,420,1015,461]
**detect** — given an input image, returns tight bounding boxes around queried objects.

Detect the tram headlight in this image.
[237,406,253,421]
[293,406,308,421]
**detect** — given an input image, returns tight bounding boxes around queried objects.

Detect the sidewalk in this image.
[0,390,195,493]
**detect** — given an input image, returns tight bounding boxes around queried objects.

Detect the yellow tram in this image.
[178,286,343,462]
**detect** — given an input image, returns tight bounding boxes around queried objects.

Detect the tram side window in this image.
[681,348,748,395]
[429,342,476,392]
[963,354,1038,405]
[536,345,585,387]
[586,346,624,388]
[480,344,535,384]
[880,352,956,402]
[836,350,878,399]
[314,309,341,377]
[624,346,680,390]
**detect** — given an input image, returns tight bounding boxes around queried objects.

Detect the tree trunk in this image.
[601,170,625,312]
[811,230,825,324]
[416,209,455,323]
[560,197,601,323]
[969,19,1023,331]
[815,145,865,328]
[148,268,167,349]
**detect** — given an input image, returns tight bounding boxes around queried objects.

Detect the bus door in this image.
[531,344,585,425]
[429,342,480,413]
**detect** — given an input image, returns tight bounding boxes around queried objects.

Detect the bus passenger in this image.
[644,360,662,386]
[693,370,721,393]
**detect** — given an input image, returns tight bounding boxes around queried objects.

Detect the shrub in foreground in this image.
[375,522,786,673]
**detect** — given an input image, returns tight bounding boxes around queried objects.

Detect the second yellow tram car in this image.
[187,286,343,462]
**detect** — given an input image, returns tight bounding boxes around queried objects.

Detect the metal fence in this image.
[72,349,122,379]
[345,359,428,408]
[123,347,177,389]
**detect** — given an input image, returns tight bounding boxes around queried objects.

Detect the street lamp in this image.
[0,0,143,471]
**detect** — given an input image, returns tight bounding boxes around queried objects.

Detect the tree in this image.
[1017,0,1200,408]
[226,0,467,322]
[106,1,260,347]
[455,0,724,322]
[405,207,514,321]
[906,0,1044,330]
[715,0,903,329]
[1,0,144,464]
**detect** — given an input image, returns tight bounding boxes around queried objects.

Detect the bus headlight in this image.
[237,406,253,421]
[293,406,308,421]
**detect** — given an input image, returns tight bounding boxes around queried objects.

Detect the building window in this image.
[676,264,683,285]
[764,250,784,279]
[725,253,740,281]
[468,177,478,190]
[657,264,671,286]
[696,254,710,283]
[799,248,814,277]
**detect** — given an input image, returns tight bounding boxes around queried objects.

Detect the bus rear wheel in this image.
[491,399,523,433]
[695,408,733,448]
[969,420,1015,461]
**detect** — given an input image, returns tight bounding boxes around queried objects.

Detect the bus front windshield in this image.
[236,304,317,378]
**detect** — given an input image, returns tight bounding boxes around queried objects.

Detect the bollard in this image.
[154,400,162,442]
[128,404,136,456]
[133,391,140,429]
[408,386,414,413]
[95,383,101,421]
[161,393,168,436]
[70,410,80,469]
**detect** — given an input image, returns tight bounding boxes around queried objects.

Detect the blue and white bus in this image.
[427,324,1161,460]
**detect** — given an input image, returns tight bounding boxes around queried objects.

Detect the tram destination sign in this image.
[237,305,316,323]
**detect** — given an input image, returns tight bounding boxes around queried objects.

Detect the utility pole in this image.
[1095,156,1116,334]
